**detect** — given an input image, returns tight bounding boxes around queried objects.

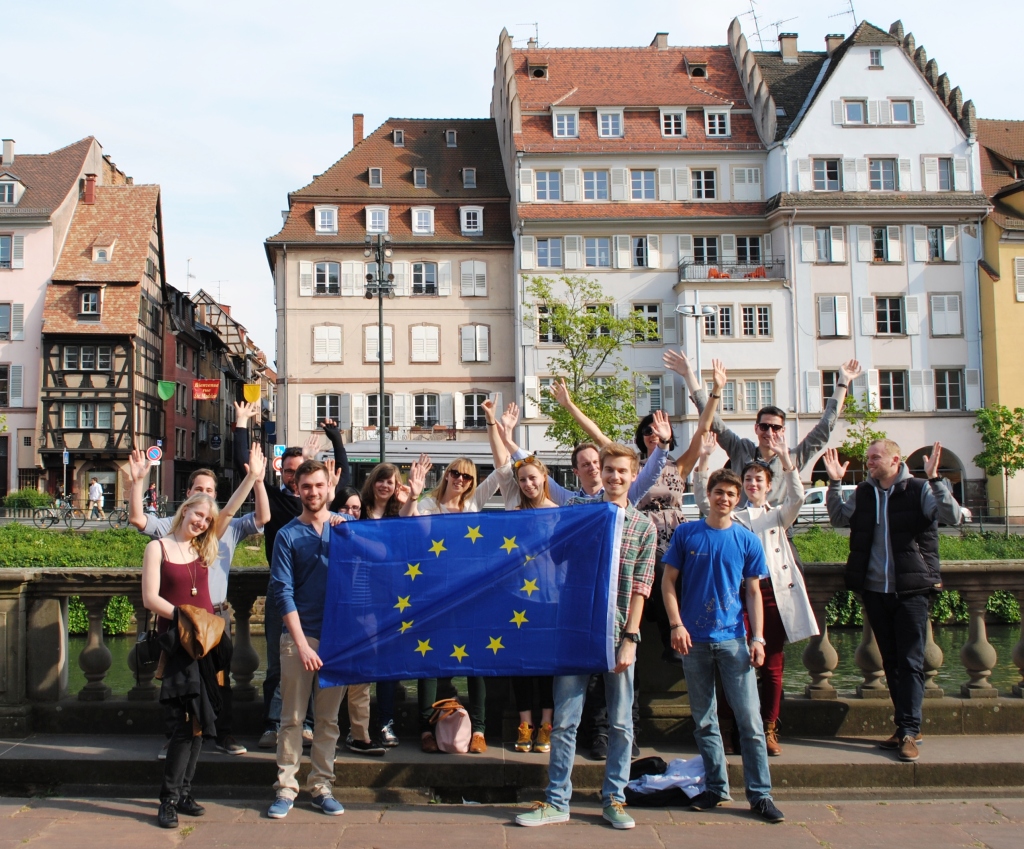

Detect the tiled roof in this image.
[977,120,1024,166]
[521,201,765,222]
[767,191,990,211]
[52,184,161,282]
[41,284,142,336]
[751,52,828,141]
[0,137,95,217]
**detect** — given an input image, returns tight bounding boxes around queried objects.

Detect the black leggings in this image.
[511,676,554,717]
[418,677,486,734]
[160,705,202,804]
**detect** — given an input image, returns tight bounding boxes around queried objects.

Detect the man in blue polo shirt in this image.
[661,467,784,824]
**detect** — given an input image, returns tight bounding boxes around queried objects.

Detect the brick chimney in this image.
[650,32,669,50]
[825,34,844,54]
[83,173,97,204]
[1,139,13,166]
[779,32,798,64]
[353,113,364,147]
[526,37,537,49]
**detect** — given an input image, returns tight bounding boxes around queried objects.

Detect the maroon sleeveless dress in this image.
[156,540,213,633]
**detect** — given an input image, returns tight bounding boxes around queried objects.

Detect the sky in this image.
[6,0,1019,362]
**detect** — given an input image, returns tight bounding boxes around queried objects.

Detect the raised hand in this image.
[407,454,431,498]
[651,409,672,443]
[699,432,717,459]
[663,349,692,376]
[500,402,520,433]
[480,397,497,422]
[245,442,266,480]
[395,483,411,505]
[839,359,862,385]
[234,401,260,426]
[129,448,151,483]
[769,430,794,470]
[323,458,342,490]
[321,417,339,431]
[302,433,322,460]
[711,358,727,392]
[549,378,572,409]
[822,448,849,482]
[924,442,942,479]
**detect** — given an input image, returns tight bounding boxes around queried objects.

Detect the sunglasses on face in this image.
[756,422,785,433]
[641,426,657,437]
[448,470,474,482]
[513,455,541,471]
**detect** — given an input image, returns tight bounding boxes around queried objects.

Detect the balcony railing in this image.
[678,256,786,282]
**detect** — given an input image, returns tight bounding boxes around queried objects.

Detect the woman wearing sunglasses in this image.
[401,400,521,753]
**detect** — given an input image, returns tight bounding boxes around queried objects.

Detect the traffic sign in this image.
[157,439,163,447]
[273,444,286,458]
[272,456,283,473]
[147,446,163,462]
[62,451,69,465]
[149,460,161,467]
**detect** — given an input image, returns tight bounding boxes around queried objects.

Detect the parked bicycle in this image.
[33,499,87,530]
[107,501,130,529]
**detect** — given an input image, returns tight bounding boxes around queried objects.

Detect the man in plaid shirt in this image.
[516,443,656,831]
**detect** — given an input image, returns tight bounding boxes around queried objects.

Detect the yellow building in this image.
[978,119,1024,520]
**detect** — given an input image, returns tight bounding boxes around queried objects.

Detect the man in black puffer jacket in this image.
[824,439,962,763]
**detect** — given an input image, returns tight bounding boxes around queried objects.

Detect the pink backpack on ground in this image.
[429,698,471,753]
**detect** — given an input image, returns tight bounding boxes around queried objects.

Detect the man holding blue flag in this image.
[516,442,656,831]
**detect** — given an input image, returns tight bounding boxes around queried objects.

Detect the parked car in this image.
[680,492,701,521]
[797,485,856,524]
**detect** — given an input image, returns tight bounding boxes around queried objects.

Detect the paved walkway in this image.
[0,796,1021,849]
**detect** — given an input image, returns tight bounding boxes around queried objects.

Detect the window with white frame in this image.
[412,262,437,295]
[315,261,340,294]
[875,297,904,334]
[661,111,685,136]
[631,170,656,200]
[364,325,393,362]
[460,324,490,362]
[703,305,733,337]
[365,261,392,285]
[691,169,716,199]
[633,303,660,342]
[412,207,434,235]
[366,207,388,232]
[821,370,840,409]
[705,111,730,136]
[869,48,883,67]
[741,305,771,337]
[0,365,8,406]
[413,168,427,188]
[815,227,832,262]
[316,393,341,423]
[81,347,96,370]
[537,305,563,343]
[869,158,896,191]
[410,325,440,363]
[460,260,486,296]
[367,393,392,427]
[813,159,841,191]
[460,206,483,235]
[312,325,342,362]
[693,236,718,264]
[63,346,79,369]
[536,171,561,201]
[706,379,737,412]
[879,370,908,411]
[80,290,99,315]
[97,403,112,429]
[314,206,337,233]
[844,100,867,124]
[743,379,774,411]
[0,183,14,204]
[586,304,612,338]
[584,170,609,200]
[393,129,405,147]
[537,238,562,267]
[818,296,851,337]
[930,294,962,336]
[63,403,78,428]
[414,393,440,427]
[463,167,477,188]
[464,393,488,428]
[598,110,623,138]
[927,226,957,262]
[446,129,457,147]
[935,369,963,410]
[98,346,114,370]
[0,235,11,268]
[368,167,383,188]
[737,236,761,264]
[585,237,611,267]
[553,110,578,138]
[937,158,953,191]
[632,236,649,267]
[890,100,913,124]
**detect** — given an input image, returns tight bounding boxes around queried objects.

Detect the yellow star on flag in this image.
[394,595,411,612]
[501,536,519,554]
[510,610,528,628]
[451,645,469,662]
[415,639,432,657]
[486,636,505,655]
[524,554,535,563]
[404,563,422,580]
[398,620,414,633]
[520,578,539,597]
[429,539,447,557]
[464,526,483,543]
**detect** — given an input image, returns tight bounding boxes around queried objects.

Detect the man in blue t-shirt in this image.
[662,467,784,824]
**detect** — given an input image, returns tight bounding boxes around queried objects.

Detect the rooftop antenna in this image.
[829,0,858,28]
[740,0,766,50]
[185,257,197,294]
[516,22,540,46]
[767,16,798,46]
[209,280,229,303]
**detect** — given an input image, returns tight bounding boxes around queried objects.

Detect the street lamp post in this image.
[364,233,394,463]
[675,299,718,387]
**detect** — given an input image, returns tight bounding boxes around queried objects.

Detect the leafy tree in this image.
[840,393,887,465]
[525,275,652,450]
[973,405,1024,536]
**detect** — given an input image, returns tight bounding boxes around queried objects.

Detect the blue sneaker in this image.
[267,796,293,819]
[311,794,345,816]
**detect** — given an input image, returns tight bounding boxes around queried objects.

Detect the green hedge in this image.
[3,488,54,509]
[68,595,135,635]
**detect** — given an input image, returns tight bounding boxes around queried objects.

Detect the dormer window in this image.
[368,167,383,188]
[96,250,108,263]
[446,130,458,147]
[704,109,731,137]
[528,62,548,79]
[0,183,13,204]
[463,168,477,188]
[552,109,579,138]
[411,207,435,235]
[460,206,483,235]
[91,236,116,263]
[688,62,708,78]
[393,129,405,147]
[413,168,428,188]
[79,289,100,317]
[597,109,624,138]
[661,109,686,137]
[314,205,338,234]
[366,206,389,233]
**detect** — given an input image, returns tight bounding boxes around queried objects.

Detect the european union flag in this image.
[318,502,624,685]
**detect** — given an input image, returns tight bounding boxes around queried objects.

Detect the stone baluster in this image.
[801,589,839,699]
[126,595,157,701]
[855,611,888,699]
[1013,589,1024,698]
[227,584,261,701]
[960,589,998,698]
[922,618,944,697]
[77,595,112,701]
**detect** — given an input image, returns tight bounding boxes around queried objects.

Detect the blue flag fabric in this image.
[318,502,624,686]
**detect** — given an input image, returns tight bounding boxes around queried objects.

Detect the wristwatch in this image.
[622,632,641,644]
[750,636,766,645]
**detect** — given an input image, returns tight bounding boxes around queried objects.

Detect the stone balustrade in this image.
[0,563,1022,735]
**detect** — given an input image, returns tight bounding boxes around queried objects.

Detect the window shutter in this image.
[930,294,947,336]
[867,369,880,406]
[856,158,869,190]
[647,234,660,268]
[461,325,476,362]
[942,225,958,262]
[313,326,329,362]
[611,168,627,201]
[867,100,879,125]
[674,167,690,200]
[1015,257,1024,302]
[394,393,413,427]
[520,235,536,270]
[474,260,487,296]
[946,295,962,335]
[797,159,812,191]
[818,296,837,336]
[299,394,314,430]
[662,308,678,344]
[800,227,816,262]
[659,168,674,200]
[909,370,927,411]
[383,326,393,361]
[328,326,342,361]
[613,235,631,268]
[564,235,583,269]
[440,393,454,427]
[877,101,892,125]
[662,375,676,416]
[851,373,868,403]
[453,391,465,430]
[411,326,425,361]
[8,364,23,406]
[887,225,902,262]
[392,261,410,297]
[438,261,452,296]
[563,168,580,201]
[830,225,846,262]
[898,159,912,191]
[914,100,925,124]
[913,226,929,262]
[965,369,981,410]
[299,261,314,296]
[860,297,876,336]
[842,159,858,192]
[764,232,772,259]
[365,326,378,361]
[953,157,970,191]
[341,261,357,296]
[721,233,736,264]
[523,375,540,418]
[835,295,850,336]
[427,326,439,361]
[923,157,939,191]
[11,303,24,340]
[476,325,489,362]
[905,295,921,335]
[351,392,366,427]
[678,234,694,263]
[520,168,534,202]
[11,235,24,269]
[805,371,822,414]
[634,377,651,417]
[856,226,872,262]
[336,394,351,430]
[460,261,474,296]
[832,101,843,124]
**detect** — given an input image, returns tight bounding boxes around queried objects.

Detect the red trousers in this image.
[722,579,788,724]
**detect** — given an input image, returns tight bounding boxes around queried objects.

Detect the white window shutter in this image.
[647,234,661,268]
[341,261,358,296]
[11,303,24,340]
[352,392,366,427]
[635,377,651,417]
[877,100,892,125]
[800,227,815,262]
[520,235,536,270]
[856,158,869,190]
[887,225,902,262]
[914,100,925,124]
[614,235,631,268]
[9,235,25,269]
[474,260,487,296]
[857,226,872,262]
[913,226,929,262]
[953,157,970,191]
[564,235,583,269]
[805,371,822,414]
[851,373,868,403]
[797,159,812,191]
[898,159,912,191]
[943,225,958,262]
[1016,257,1024,302]
[339,394,352,430]
[830,225,846,262]
[425,325,440,362]
[299,261,313,296]
[662,373,676,415]
[930,294,947,336]
[843,159,857,192]
[523,375,540,418]
[328,326,342,362]
[764,232,772,259]
[836,296,850,336]
[946,295,962,335]
[438,261,452,296]
[383,326,393,361]
[411,326,425,362]
[678,234,694,263]
[965,369,981,410]
[819,296,837,337]
[520,168,534,202]
[460,261,474,296]
[867,369,880,406]
[392,261,410,297]
[395,393,414,427]
[721,234,736,263]
[674,168,690,200]
[860,297,876,336]
[460,325,476,362]
[611,168,627,201]
[299,394,314,430]
[923,157,939,192]
[563,168,580,201]
[440,393,454,427]
[662,308,678,343]
[832,101,843,124]
[659,168,674,200]
[365,325,378,361]
[8,364,22,406]
[313,326,329,362]
[905,295,921,335]
[867,100,879,125]
[909,370,927,411]
[476,325,489,362]
[453,391,465,430]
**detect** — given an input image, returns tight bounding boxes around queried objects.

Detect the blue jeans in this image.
[682,639,773,805]
[547,667,634,811]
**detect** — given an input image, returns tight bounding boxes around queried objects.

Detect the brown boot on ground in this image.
[764,721,782,757]
[880,730,922,750]
[898,735,920,762]
[515,723,534,753]
[469,732,487,753]
[420,732,439,753]
[534,722,552,754]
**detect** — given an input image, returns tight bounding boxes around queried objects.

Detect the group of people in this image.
[133,349,963,831]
